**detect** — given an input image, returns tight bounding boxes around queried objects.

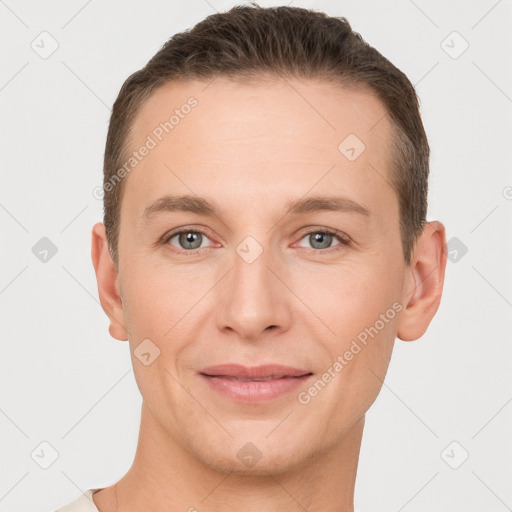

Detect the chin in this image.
[198,449,306,477]
[186,431,317,477]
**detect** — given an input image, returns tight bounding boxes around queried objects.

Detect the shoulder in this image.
[53,489,102,512]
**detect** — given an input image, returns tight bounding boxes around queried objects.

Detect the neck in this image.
[94,402,364,512]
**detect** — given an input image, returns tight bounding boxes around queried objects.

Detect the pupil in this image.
[180,232,201,249]
[311,232,331,249]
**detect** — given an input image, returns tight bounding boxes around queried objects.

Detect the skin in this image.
[91,77,447,512]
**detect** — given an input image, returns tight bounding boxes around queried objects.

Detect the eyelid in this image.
[293,227,351,250]
[162,226,217,249]
[295,226,350,241]
[161,225,351,254]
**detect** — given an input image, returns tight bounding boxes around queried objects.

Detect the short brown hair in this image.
[103,4,429,268]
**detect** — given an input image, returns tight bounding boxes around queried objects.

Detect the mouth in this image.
[199,364,313,402]
[211,375,298,381]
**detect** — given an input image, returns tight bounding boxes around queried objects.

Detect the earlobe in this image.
[397,221,447,342]
[91,222,129,341]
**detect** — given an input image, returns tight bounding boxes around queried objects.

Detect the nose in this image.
[215,242,292,342]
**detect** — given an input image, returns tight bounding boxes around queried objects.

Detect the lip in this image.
[199,364,313,402]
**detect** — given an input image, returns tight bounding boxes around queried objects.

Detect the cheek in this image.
[120,263,211,370]
[291,256,402,334]
[121,262,190,328]
[292,260,402,403]
[121,270,194,416]
[346,321,396,398]
[299,316,397,437]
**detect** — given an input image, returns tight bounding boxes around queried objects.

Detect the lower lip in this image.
[200,374,313,402]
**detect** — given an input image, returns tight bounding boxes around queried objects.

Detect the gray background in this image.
[1,0,511,511]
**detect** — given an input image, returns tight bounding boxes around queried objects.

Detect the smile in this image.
[199,364,313,402]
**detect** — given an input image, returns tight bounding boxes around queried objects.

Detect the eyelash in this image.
[162,227,351,255]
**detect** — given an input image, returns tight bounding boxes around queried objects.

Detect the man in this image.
[56,4,447,511]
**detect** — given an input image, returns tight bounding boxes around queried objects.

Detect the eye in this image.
[161,226,350,255]
[165,228,213,252]
[296,229,350,251]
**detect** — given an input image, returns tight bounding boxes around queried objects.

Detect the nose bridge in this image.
[216,235,290,339]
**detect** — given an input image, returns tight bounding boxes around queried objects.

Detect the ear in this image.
[397,221,447,341]
[91,222,128,341]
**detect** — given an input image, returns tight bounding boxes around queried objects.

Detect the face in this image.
[105,77,417,474]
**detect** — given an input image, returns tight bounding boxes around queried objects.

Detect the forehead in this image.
[121,76,396,224]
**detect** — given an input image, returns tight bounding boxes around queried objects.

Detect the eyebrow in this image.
[142,194,371,221]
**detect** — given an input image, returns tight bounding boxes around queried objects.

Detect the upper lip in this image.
[200,364,312,379]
